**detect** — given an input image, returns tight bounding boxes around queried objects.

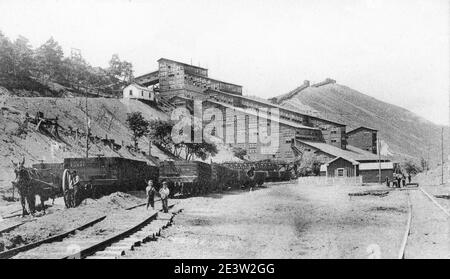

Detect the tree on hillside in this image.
[0,32,133,97]
[107,54,133,84]
[148,119,174,150]
[126,112,149,149]
[298,153,321,176]
[184,142,218,161]
[0,31,15,77]
[34,37,64,81]
[232,147,247,160]
[402,160,421,175]
[13,35,35,79]
[148,119,218,161]
[420,157,429,172]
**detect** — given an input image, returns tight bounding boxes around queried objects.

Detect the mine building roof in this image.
[158,58,209,71]
[297,140,389,163]
[206,99,320,131]
[206,89,346,127]
[346,126,378,134]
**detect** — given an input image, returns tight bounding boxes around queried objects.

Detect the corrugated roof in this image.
[298,140,386,162]
[359,162,394,170]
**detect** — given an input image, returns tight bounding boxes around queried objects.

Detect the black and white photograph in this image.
[0,0,449,263]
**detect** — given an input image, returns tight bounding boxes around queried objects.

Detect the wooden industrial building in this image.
[132,58,393,179]
[319,157,394,183]
[122,83,156,102]
[346,126,378,154]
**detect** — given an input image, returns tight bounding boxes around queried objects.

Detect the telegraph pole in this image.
[378,138,381,184]
[441,127,444,185]
[85,90,89,159]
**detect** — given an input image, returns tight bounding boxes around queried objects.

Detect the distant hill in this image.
[274,83,449,167]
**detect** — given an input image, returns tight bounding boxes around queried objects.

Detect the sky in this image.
[0,0,449,125]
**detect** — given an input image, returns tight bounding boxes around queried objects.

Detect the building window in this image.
[129,90,132,96]
[337,168,344,177]
[331,139,337,143]
[141,91,144,96]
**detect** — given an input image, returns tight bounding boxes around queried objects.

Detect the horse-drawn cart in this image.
[12,157,158,214]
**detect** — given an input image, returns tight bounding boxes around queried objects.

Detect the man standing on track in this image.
[71,170,80,207]
[145,180,156,210]
[159,181,170,213]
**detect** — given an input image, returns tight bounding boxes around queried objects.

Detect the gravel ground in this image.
[0,192,145,252]
[125,182,408,259]
[405,188,450,258]
[13,199,167,259]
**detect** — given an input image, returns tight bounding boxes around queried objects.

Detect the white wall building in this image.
[123,83,155,101]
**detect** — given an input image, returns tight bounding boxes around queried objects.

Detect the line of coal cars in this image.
[31,157,294,201]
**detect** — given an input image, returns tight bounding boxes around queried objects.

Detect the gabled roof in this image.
[347,126,378,134]
[324,156,359,166]
[297,140,388,162]
[125,83,152,91]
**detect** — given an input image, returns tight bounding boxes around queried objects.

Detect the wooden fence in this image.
[296,176,363,186]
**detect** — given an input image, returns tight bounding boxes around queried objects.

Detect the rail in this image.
[63,203,175,259]
[397,190,412,259]
[399,186,450,259]
[0,215,106,259]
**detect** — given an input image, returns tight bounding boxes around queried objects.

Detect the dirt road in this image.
[404,185,450,259]
[125,182,408,259]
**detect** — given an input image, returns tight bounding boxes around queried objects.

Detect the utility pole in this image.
[85,91,89,159]
[378,137,381,184]
[441,127,444,185]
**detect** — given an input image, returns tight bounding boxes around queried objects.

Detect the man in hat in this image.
[159,181,170,213]
[145,179,156,210]
[71,170,81,207]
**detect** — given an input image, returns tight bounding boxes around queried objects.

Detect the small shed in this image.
[320,157,359,177]
[358,162,394,183]
[123,83,155,101]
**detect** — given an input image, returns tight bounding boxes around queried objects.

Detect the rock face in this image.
[276,83,449,165]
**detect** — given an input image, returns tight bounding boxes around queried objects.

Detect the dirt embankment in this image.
[0,192,145,252]
[0,95,171,194]
[125,182,408,259]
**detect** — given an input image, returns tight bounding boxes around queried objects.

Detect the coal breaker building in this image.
[131,58,393,183]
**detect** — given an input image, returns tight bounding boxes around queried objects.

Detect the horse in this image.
[12,159,56,216]
[12,159,36,217]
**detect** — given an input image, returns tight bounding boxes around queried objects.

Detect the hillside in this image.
[0,94,176,190]
[275,83,449,166]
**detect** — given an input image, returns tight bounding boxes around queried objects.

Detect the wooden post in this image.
[85,91,89,159]
[378,138,381,184]
[441,127,444,185]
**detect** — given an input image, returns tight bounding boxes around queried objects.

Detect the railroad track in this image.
[69,205,181,259]
[398,186,450,259]
[0,199,179,259]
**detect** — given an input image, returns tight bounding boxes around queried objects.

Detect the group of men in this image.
[64,170,80,208]
[386,172,412,188]
[145,180,170,213]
